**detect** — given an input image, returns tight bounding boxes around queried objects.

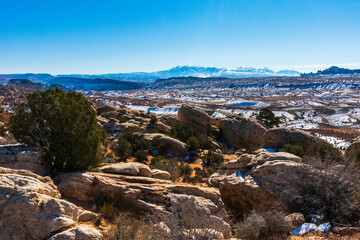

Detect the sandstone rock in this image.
[78,210,98,222]
[178,105,211,133]
[118,122,145,134]
[141,133,187,156]
[96,116,109,126]
[0,167,81,240]
[48,225,103,240]
[217,116,267,150]
[56,171,229,238]
[284,213,305,229]
[0,145,48,175]
[102,118,120,133]
[220,152,302,169]
[152,169,171,180]
[263,127,324,149]
[97,104,118,115]
[209,152,306,216]
[156,121,172,134]
[98,162,152,177]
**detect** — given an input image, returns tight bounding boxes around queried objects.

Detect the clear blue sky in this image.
[1,0,359,74]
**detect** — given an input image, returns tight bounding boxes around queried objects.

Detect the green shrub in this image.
[171,123,198,142]
[256,108,280,128]
[148,115,157,128]
[199,136,216,151]
[114,137,132,161]
[280,142,343,162]
[134,149,148,163]
[178,163,193,176]
[306,142,343,162]
[99,202,115,219]
[150,156,180,181]
[202,150,224,167]
[9,88,106,171]
[186,135,200,152]
[280,144,305,157]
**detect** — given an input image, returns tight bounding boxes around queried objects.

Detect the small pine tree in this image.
[114,137,132,162]
[134,149,148,163]
[9,88,106,171]
[256,108,280,128]
[186,135,200,152]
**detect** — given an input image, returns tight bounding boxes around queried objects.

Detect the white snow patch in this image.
[292,223,331,235]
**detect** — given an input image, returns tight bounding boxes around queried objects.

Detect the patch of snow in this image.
[315,133,351,149]
[292,223,331,235]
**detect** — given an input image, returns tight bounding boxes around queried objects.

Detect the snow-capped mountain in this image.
[56,66,301,82]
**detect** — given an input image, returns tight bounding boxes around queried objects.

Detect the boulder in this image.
[0,145,49,175]
[98,162,152,177]
[284,213,305,229]
[220,152,302,169]
[217,116,267,150]
[263,127,324,149]
[141,133,187,156]
[0,167,85,240]
[209,152,306,216]
[152,169,171,180]
[178,105,211,133]
[47,225,103,240]
[78,210,98,222]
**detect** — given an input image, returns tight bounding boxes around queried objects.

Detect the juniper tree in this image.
[10,88,106,171]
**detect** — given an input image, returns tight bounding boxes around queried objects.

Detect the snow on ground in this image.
[315,133,351,149]
[282,122,319,130]
[126,104,180,115]
[292,223,331,235]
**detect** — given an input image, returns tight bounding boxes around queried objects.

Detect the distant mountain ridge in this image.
[56,66,301,82]
[0,66,302,86]
[302,66,360,76]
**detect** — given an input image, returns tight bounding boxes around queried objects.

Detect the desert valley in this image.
[0,66,360,240]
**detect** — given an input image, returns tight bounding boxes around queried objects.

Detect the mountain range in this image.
[1,66,359,92]
[56,66,301,82]
[0,66,301,84]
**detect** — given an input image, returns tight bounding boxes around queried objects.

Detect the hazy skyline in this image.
[1,0,359,74]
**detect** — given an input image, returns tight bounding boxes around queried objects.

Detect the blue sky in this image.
[1,0,359,74]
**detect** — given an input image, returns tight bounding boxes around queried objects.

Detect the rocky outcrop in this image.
[217,116,267,150]
[209,151,305,216]
[0,145,49,175]
[178,105,211,133]
[152,169,171,180]
[263,127,324,149]
[0,167,102,240]
[56,171,231,238]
